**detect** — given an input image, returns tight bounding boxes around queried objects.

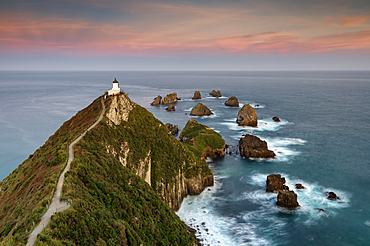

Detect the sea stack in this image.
[210,90,222,98]
[266,174,289,193]
[225,96,239,107]
[277,190,300,209]
[161,93,178,105]
[192,90,201,100]
[236,104,257,127]
[166,104,175,112]
[190,102,213,116]
[239,134,275,159]
[151,95,162,106]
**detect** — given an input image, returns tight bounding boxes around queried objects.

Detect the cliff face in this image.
[0,93,216,245]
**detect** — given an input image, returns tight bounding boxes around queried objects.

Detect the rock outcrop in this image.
[225,96,239,107]
[180,118,225,160]
[190,102,213,116]
[151,95,162,106]
[161,93,178,105]
[192,90,201,100]
[165,123,179,135]
[277,190,300,209]
[239,134,275,159]
[210,90,222,98]
[166,104,175,112]
[266,174,289,193]
[236,104,257,127]
[326,191,340,200]
[272,116,281,122]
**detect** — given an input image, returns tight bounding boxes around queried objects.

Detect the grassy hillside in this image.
[180,118,225,159]
[0,97,103,245]
[0,93,223,245]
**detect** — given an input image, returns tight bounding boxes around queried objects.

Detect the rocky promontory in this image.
[180,118,225,160]
[239,134,275,159]
[192,90,201,100]
[190,102,213,116]
[236,104,257,127]
[151,95,162,106]
[225,96,239,107]
[161,93,179,105]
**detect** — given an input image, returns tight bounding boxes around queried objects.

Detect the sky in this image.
[1,0,370,70]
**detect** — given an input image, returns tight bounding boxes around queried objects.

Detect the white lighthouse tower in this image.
[108,78,121,96]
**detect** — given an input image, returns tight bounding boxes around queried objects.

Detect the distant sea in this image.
[1,71,370,245]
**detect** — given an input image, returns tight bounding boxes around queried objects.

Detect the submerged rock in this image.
[239,134,275,159]
[192,90,201,100]
[295,183,305,189]
[236,104,257,127]
[277,190,300,209]
[190,102,213,116]
[161,93,178,105]
[150,95,162,106]
[272,116,281,122]
[225,96,239,107]
[266,174,289,193]
[326,191,340,200]
[165,104,175,112]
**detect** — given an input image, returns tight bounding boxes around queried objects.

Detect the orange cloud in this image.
[216,30,370,54]
[341,15,370,27]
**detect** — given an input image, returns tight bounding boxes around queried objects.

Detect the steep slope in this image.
[1,93,220,245]
[0,97,103,244]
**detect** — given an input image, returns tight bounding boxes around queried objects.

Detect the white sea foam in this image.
[365,221,370,227]
[242,173,351,225]
[239,102,265,109]
[220,118,292,134]
[259,137,307,162]
[176,176,271,245]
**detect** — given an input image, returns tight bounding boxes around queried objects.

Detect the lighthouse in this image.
[108,78,121,96]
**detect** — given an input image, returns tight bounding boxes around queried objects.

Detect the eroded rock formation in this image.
[236,104,257,127]
[239,134,275,159]
[266,174,289,193]
[190,102,213,116]
[225,96,239,107]
[161,93,178,105]
[166,104,175,112]
[210,90,222,98]
[277,190,300,209]
[192,90,201,100]
[272,116,281,122]
[165,123,179,135]
[151,95,162,106]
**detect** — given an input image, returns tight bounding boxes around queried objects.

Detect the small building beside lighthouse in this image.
[108,78,121,96]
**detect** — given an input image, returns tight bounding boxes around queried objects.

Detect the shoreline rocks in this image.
[236,104,257,127]
[272,116,281,122]
[225,96,239,107]
[165,123,179,135]
[161,93,179,105]
[150,95,162,106]
[239,134,275,159]
[190,102,213,116]
[192,90,201,100]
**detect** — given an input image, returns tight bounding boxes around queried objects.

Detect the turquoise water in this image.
[1,71,370,245]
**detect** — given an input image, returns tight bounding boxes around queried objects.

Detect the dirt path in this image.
[27,97,106,246]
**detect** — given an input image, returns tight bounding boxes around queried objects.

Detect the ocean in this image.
[1,71,369,245]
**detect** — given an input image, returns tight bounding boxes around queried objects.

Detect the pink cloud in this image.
[341,15,370,27]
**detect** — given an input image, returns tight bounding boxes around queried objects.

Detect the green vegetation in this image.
[180,118,225,158]
[0,98,103,245]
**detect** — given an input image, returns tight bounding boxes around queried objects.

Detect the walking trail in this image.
[27,97,106,246]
